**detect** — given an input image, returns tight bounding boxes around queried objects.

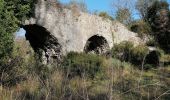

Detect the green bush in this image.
[130,20,152,39]
[62,52,108,79]
[112,41,134,62]
[112,41,150,66]
[131,45,149,65]
[146,37,156,46]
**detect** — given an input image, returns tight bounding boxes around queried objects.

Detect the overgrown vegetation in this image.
[112,41,150,66]
[130,20,152,39]
[62,52,109,79]
[0,0,36,65]
[0,0,170,100]
[0,43,170,99]
[146,1,170,53]
[99,12,114,21]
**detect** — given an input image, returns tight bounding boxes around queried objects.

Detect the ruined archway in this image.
[84,35,109,54]
[22,24,62,64]
[145,50,160,67]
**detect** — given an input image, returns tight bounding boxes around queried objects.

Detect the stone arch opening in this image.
[145,50,160,67]
[22,24,62,64]
[84,35,109,54]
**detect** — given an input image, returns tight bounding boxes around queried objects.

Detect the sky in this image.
[60,0,113,13]
[16,0,170,37]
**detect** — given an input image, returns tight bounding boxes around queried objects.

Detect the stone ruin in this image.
[22,0,159,65]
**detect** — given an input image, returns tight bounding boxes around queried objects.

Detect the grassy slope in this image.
[0,39,169,100]
[0,58,169,100]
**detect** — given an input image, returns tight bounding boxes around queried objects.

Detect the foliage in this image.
[112,41,134,62]
[0,1,170,99]
[136,0,158,20]
[62,52,108,79]
[0,0,36,87]
[4,0,36,22]
[112,41,150,66]
[146,0,170,53]
[99,12,114,21]
[146,37,157,46]
[0,0,36,65]
[130,20,152,38]
[0,39,169,99]
[0,38,35,86]
[0,0,18,64]
[130,45,149,65]
[0,55,170,100]
[115,8,132,25]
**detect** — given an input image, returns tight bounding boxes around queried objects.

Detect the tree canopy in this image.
[0,0,35,64]
[146,0,170,53]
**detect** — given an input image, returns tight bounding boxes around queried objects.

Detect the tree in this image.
[146,0,170,53]
[0,0,36,65]
[136,0,158,20]
[4,0,36,22]
[130,20,152,39]
[0,0,17,64]
[115,8,132,25]
[112,0,135,26]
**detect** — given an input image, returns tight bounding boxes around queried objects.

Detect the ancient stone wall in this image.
[23,0,143,64]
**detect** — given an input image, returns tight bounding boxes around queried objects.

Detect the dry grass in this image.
[0,58,169,100]
[1,39,170,100]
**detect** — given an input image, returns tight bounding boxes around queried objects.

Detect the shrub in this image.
[62,52,108,79]
[112,41,134,62]
[112,41,150,67]
[99,12,114,21]
[130,45,149,65]
[146,37,156,46]
[130,20,152,39]
[0,39,34,86]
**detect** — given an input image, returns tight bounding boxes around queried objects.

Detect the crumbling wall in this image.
[23,0,143,64]
[23,24,62,64]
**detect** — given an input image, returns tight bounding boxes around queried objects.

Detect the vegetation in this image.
[115,8,132,26]
[0,0,170,100]
[0,0,35,65]
[0,45,170,99]
[99,12,114,21]
[136,0,158,20]
[111,41,151,67]
[62,52,109,79]
[130,20,152,39]
[146,1,170,53]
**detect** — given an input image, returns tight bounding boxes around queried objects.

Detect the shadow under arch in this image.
[145,50,160,67]
[22,24,62,64]
[84,35,109,54]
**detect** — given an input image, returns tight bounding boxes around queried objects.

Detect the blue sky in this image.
[60,0,170,18]
[60,0,113,13]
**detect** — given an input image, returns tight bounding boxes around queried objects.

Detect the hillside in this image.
[0,0,170,100]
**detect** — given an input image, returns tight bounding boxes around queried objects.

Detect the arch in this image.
[145,50,160,67]
[22,24,62,64]
[84,35,109,54]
